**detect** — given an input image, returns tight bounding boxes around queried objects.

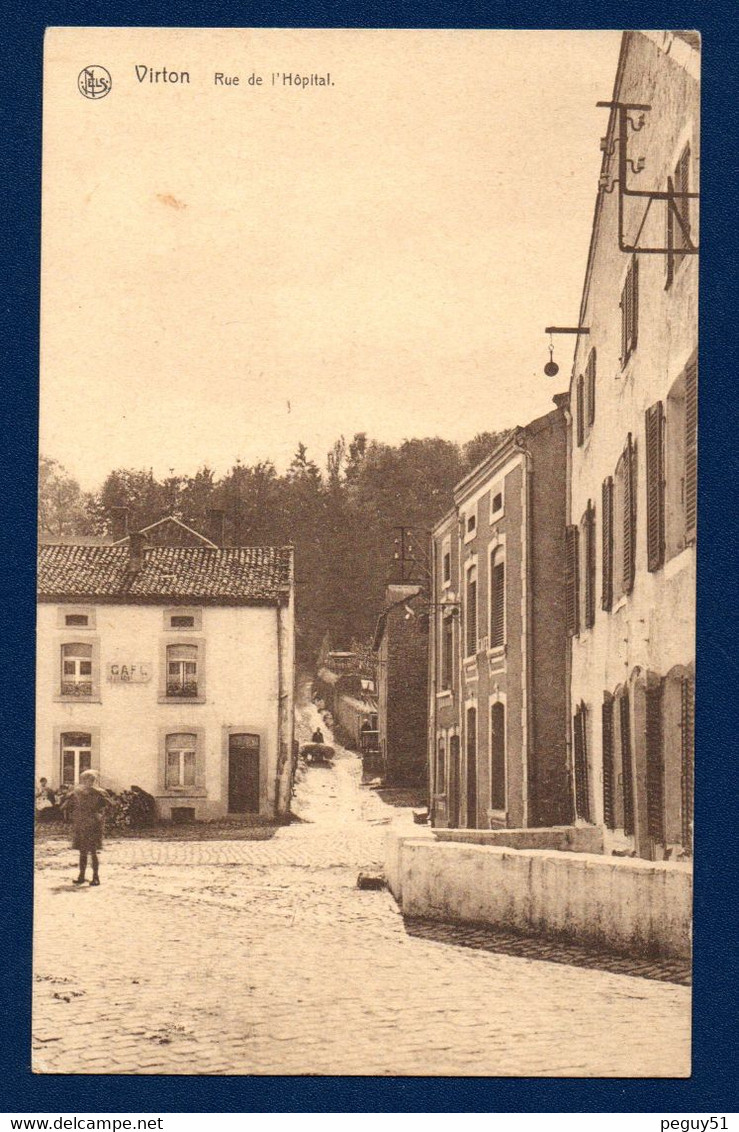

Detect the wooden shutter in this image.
[565,524,580,637]
[490,558,505,648]
[680,676,695,855]
[619,691,635,835]
[573,704,591,822]
[602,476,614,611]
[466,572,477,657]
[587,350,596,427]
[645,683,665,844]
[685,359,698,542]
[576,376,585,446]
[623,433,636,594]
[602,696,615,829]
[584,501,596,629]
[622,259,639,363]
[630,257,639,354]
[645,401,665,571]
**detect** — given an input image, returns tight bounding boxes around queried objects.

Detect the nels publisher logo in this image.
[78,65,112,99]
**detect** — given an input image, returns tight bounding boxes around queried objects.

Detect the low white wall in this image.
[433,825,604,854]
[385,831,692,959]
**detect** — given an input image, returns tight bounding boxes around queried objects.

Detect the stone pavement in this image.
[33,706,691,1077]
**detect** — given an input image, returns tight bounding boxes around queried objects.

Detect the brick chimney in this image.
[207,508,225,546]
[127,531,146,575]
[111,506,129,542]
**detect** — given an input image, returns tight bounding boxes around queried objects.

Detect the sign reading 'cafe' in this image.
[107,663,152,683]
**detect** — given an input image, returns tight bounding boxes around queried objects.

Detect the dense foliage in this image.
[39,431,509,662]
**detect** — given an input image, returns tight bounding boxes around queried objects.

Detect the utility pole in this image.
[391,526,431,586]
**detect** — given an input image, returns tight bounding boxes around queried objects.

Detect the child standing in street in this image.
[63,770,109,886]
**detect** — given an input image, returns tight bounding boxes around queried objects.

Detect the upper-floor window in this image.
[490,548,505,649]
[581,501,596,630]
[465,564,478,657]
[621,256,639,366]
[586,349,597,428]
[57,606,96,630]
[664,357,698,560]
[166,644,199,698]
[490,484,504,521]
[666,144,692,288]
[164,607,202,631]
[564,524,580,637]
[576,375,585,447]
[441,615,454,690]
[608,435,637,604]
[442,541,452,586]
[61,643,93,697]
[601,476,614,612]
[645,400,666,572]
[465,512,477,541]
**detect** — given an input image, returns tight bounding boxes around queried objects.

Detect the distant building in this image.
[36,515,295,820]
[429,408,570,829]
[373,583,429,787]
[566,31,698,860]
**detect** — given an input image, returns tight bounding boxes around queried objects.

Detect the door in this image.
[448,734,460,827]
[228,733,260,813]
[466,707,477,828]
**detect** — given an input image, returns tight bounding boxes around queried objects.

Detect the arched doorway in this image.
[466,706,477,828]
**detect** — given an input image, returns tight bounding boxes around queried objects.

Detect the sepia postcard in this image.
[34,27,698,1077]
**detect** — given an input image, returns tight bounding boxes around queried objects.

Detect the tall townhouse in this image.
[36,516,296,820]
[429,409,570,830]
[566,31,698,860]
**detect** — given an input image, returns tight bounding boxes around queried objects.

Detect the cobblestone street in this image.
[33,703,691,1077]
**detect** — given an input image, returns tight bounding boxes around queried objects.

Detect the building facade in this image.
[566,31,698,860]
[374,583,429,787]
[36,520,295,820]
[429,409,570,830]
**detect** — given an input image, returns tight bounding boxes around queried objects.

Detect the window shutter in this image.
[645,401,665,571]
[466,573,477,657]
[584,501,596,629]
[680,676,695,855]
[621,275,628,362]
[619,692,635,835]
[623,433,636,594]
[601,476,614,611]
[491,559,505,648]
[602,696,615,829]
[630,257,639,353]
[565,524,580,637]
[685,359,698,542]
[587,350,596,427]
[645,683,665,843]
[573,704,591,822]
[576,376,585,446]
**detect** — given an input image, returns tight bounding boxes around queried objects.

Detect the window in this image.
[490,484,504,521]
[61,643,93,697]
[665,358,698,559]
[601,476,614,612]
[165,732,197,788]
[490,702,505,811]
[466,706,477,829]
[619,691,635,836]
[581,501,596,630]
[166,644,198,698]
[646,401,666,571]
[436,737,446,792]
[61,732,92,785]
[615,434,637,597]
[645,681,665,845]
[490,549,505,649]
[572,702,591,822]
[576,375,585,447]
[57,606,96,630]
[164,608,202,631]
[441,615,453,690]
[564,524,580,637]
[666,144,692,287]
[586,349,597,428]
[621,256,639,365]
[465,512,477,540]
[465,565,478,657]
[442,550,451,585]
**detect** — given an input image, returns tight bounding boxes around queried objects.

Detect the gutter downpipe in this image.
[513,429,533,828]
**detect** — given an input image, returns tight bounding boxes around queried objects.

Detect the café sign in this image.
[107,662,151,683]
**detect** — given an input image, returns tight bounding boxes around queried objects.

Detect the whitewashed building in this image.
[36,518,295,820]
[565,31,698,859]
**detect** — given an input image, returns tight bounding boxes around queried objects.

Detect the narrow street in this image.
[33,696,690,1077]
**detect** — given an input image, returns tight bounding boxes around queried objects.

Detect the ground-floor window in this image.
[490,702,505,810]
[61,732,92,785]
[165,732,197,788]
[572,702,591,822]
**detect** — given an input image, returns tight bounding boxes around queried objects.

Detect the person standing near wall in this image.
[62,770,109,886]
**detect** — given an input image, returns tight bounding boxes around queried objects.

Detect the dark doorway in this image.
[466,707,477,828]
[449,734,460,827]
[228,733,260,813]
[490,702,505,811]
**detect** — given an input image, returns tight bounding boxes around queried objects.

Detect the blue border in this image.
[2,1,738,1113]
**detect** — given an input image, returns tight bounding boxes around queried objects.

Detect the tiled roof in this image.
[38,544,293,605]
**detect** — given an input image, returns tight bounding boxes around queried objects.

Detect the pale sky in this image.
[41,28,622,490]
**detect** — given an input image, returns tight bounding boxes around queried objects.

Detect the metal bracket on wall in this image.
[596,100,699,258]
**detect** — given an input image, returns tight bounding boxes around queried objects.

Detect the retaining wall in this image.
[385,829,692,958]
[432,825,604,854]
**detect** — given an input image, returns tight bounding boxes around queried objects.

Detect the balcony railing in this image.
[61,681,93,697]
[166,681,199,699]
